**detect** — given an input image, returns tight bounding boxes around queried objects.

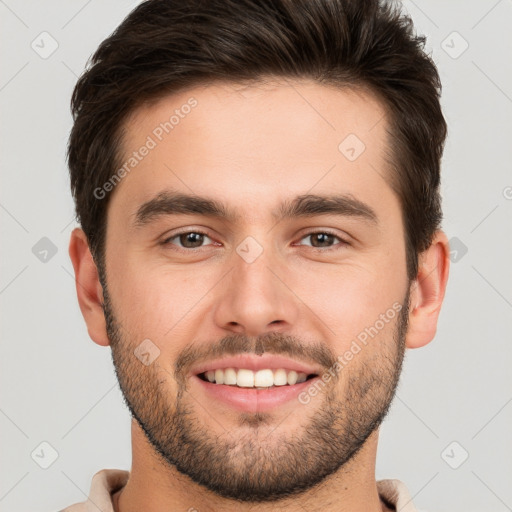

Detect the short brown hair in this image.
[67,0,447,281]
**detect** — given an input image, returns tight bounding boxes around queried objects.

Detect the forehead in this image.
[108,79,393,223]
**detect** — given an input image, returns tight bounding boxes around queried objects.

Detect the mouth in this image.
[196,368,318,388]
[190,354,322,413]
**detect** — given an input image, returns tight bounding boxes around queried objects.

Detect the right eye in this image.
[162,230,216,250]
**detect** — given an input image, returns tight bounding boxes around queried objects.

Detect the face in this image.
[101,79,411,502]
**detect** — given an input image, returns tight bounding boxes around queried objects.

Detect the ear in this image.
[406,230,450,349]
[68,227,110,347]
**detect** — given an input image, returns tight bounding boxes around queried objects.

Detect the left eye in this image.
[163,231,213,249]
[298,232,345,249]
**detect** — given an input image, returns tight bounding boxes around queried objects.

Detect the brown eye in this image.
[163,231,212,249]
[179,232,205,248]
[298,231,347,250]
[309,233,336,247]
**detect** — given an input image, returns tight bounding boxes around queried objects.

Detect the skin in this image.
[69,79,450,512]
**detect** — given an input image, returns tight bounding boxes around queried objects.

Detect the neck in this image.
[113,421,390,512]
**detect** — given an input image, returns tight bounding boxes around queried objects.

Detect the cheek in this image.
[109,261,214,351]
[291,259,403,336]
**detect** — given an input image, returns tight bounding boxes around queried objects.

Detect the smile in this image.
[197,367,317,388]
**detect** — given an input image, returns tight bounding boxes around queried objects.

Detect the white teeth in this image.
[287,370,298,385]
[237,369,254,387]
[215,369,224,385]
[202,368,313,387]
[224,367,237,385]
[273,369,288,386]
[254,369,274,387]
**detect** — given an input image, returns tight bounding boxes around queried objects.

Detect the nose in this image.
[212,244,299,338]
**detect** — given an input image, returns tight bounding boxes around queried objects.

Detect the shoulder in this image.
[59,468,130,512]
[377,478,418,512]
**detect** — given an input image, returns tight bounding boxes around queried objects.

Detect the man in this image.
[63,0,450,510]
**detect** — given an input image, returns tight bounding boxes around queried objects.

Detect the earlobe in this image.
[68,227,110,347]
[405,230,450,349]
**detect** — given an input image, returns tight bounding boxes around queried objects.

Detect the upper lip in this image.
[191,354,322,377]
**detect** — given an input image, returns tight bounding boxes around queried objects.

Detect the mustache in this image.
[174,332,337,382]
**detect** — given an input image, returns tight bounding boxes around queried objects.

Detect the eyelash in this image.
[161,229,349,252]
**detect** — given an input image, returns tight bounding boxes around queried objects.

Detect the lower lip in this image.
[193,375,319,413]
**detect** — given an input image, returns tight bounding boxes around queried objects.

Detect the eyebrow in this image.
[132,190,378,228]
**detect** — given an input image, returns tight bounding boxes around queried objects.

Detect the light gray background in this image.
[1,1,511,511]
